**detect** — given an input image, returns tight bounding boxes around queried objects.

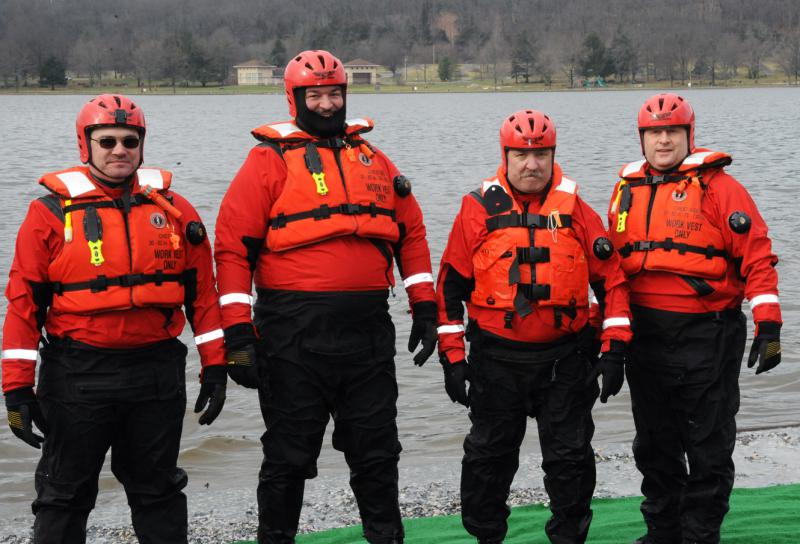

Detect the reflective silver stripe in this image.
[749,294,779,309]
[195,329,224,345]
[481,178,502,194]
[556,176,577,194]
[621,159,646,177]
[269,122,300,138]
[56,171,95,197]
[219,293,253,306]
[2,349,38,360]
[137,168,165,189]
[682,151,715,166]
[346,118,370,128]
[590,294,599,305]
[603,317,631,329]
[403,273,434,288]
[437,324,465,334]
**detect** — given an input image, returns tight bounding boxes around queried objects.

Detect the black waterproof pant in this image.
[32,337,189,544]
[461,348,599,544]
[254,289,403,544]
[627,306,746,544]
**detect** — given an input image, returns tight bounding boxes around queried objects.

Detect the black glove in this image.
[441,356,472,407]
[748,321,781,375]
[408,301,438,367]
[587,340,626,403]
[226,343,261,389]
[5,387,48,449]
[194,365,227,425]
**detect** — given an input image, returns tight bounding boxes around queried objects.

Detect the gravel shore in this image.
[2,427,798,544]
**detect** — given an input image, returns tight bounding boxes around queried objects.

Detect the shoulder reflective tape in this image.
[481,178,502,194]
[2,349,39,361]
[591,294,599,305]
[137,169,165,189]
[437,324,465,334]
[682,151,714,166]
[195,329,224,345]
[346,118,370,128]
[219,293,253,306]
[403,273,434,288]
[556,177,577,194]
[602,317,631,329]
[749,294,779,309]
[621,159,646,178]
[56,171,95,197]
[270,122,300,138]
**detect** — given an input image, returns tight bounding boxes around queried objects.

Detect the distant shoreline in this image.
[1,81,797,96]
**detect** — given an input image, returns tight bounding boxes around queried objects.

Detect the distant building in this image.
[344,59,381,85]
[234,60,281,86]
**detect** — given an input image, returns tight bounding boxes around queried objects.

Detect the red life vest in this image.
[609,149,730,279]
[39,167,187,314]
[251,119,400,252]
[469,165,589,320]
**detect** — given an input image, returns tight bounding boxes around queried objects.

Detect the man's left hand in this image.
[194,365,227,425]
[587,340,627,403]
[408,301,438,367]
[748,321,781,375]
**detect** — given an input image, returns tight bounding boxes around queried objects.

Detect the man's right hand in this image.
[227,344,261,389]
[440,357,472,407]
[5,387,48,449]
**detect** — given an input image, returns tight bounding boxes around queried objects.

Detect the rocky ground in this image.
[2,427,798,544]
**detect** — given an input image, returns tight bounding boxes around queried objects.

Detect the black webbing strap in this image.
[518,283,551,301]
[63,194,152,214]
[51,271,185,295]
[517,246,550,264]
[269,203,396,229]
[619,239,727,260]
[624,174,691,187]
[486,212,573,233]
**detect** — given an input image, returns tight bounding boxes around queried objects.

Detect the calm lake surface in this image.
[0,88,798,534]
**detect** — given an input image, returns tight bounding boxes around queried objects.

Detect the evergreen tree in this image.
[39,55,66,90]
[438,55,454,81]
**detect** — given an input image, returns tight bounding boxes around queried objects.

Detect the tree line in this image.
[1,0,799,89]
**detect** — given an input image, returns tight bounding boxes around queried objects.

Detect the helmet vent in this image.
[670,102,678,111]
[317,54,326,67]
[528,118,535,132]
[98,101,107,109]
[304,62,314,70]
[113,95,122,107]
[294,55,302,62]
[658,97,665,110]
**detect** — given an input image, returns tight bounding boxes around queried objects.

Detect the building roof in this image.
[233,59,277,68]
[345,59,380,67]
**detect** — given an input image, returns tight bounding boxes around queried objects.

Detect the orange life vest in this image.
[609,149,730,279]
[469,165,589,321]
[251,119,400,252]
[39,167,187,314]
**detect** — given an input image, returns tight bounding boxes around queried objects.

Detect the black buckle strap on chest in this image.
[519,283,551,301]
[626,174,690,188]
[517,246,550,264]
[486,211,573,233]
[619,238,727,260]
[51,271,185,295]
[304,142,324,176]
[62,194,151,214]
[269,203,396,229]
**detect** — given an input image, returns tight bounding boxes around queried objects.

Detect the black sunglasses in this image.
[91,136,141,150]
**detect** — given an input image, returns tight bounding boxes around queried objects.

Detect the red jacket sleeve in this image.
[375,149,435,307]
[170,192,226,372]
[708,172,781,332]
[214,145,284,333]
[1,201,62,392]
[573,196,632,350]
[435,195,486,364]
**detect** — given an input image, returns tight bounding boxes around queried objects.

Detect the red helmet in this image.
[637,93,695,151]
[76,94,146,163]
[500,109,556,170]
[284,50,347,117]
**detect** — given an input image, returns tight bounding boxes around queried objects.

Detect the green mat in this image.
[236,484,800,543]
